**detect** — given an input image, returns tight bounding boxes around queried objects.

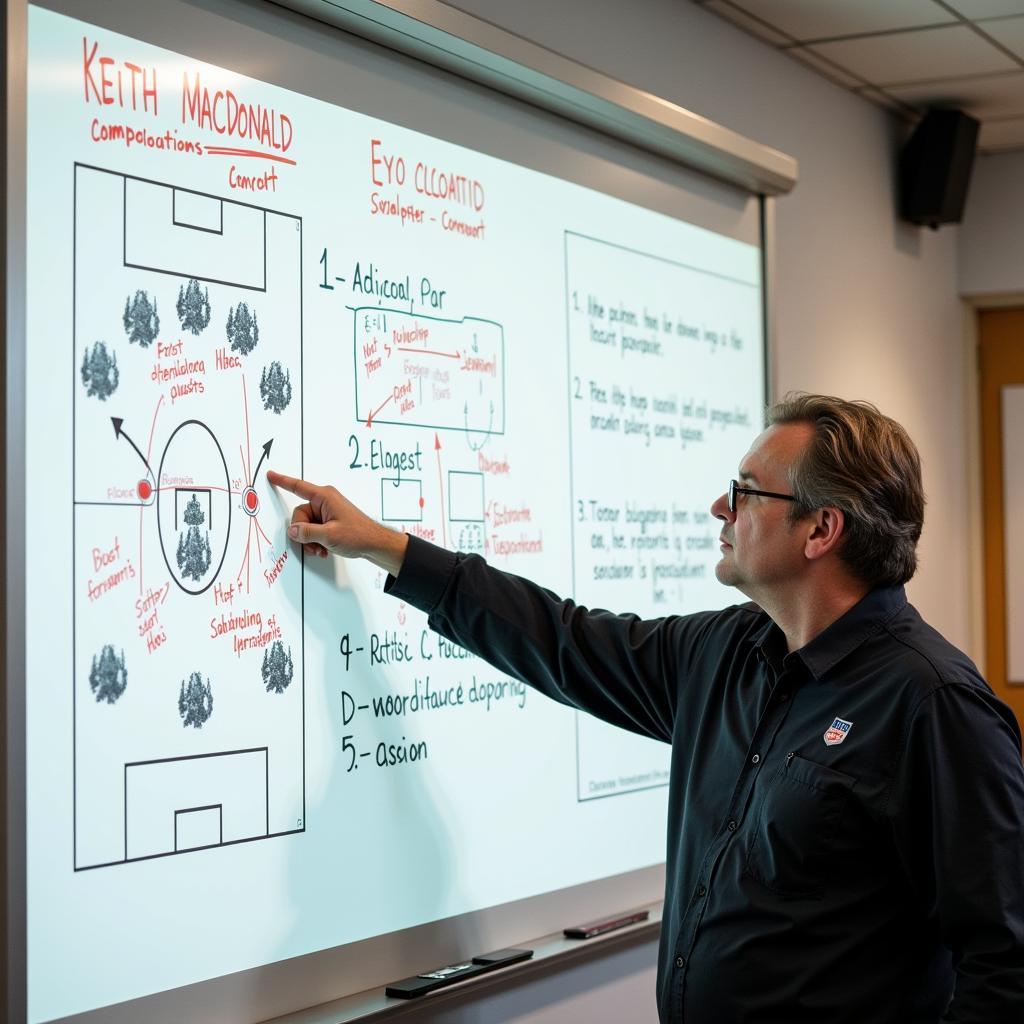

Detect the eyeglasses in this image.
[728,478,798,514]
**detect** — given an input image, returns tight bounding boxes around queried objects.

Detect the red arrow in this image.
[366,393,394,427]
[397,346,461,359]
[435,432,447,548]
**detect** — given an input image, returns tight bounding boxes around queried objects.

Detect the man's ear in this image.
[804,506,845,562]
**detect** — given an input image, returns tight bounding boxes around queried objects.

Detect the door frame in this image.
[962,292,1024,679]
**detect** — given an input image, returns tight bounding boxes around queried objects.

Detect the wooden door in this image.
[979,308,1024,729]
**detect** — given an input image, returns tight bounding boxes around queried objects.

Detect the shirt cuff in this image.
[384,533,458,613]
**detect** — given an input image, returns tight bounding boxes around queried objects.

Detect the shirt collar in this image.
[745,585,908,681]
[796,585,907,680]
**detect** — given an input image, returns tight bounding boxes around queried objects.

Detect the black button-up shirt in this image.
[387,535,1024,1023]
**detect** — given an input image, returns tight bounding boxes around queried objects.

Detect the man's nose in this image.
[711,491,733,523]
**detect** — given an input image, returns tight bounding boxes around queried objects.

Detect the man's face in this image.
[711,422,815,597]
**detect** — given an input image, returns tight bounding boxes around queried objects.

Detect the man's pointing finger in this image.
[267,469,318,500]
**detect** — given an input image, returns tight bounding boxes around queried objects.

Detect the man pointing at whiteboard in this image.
[268,393,1024,1024]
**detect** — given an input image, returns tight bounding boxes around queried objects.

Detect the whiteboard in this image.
[19,2,766,1021]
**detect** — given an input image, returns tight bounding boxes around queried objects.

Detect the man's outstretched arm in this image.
[266,469,710,745]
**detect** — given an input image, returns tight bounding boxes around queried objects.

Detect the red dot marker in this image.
[243,487,259,515]
[419,497,425,508]
[138,480,152,501]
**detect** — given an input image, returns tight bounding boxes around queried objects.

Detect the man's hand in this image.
[266,470,409,577]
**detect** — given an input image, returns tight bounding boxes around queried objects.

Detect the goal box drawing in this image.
[125,749,269,861]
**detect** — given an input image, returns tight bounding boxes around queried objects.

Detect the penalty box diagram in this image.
[71,163,304,870]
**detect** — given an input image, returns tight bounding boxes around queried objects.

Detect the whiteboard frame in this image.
[2,2,779,1022]
[271,0,798,196]
[4,0,29,1021]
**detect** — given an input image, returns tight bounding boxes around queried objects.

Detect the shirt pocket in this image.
[744,753,858,899]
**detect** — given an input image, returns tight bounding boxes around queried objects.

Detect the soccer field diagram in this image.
[71,164,305,870]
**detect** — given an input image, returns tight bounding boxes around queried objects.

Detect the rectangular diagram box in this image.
[353,308,505,435]
[380,477,423,522]
[124,175,266,290]
[173,188,223,234]
[72,164,305,869]
[448,471,485,522]
[575,717,671,803]
[175,804,224,852]
[565,231,761,802]
[125,749,268,862]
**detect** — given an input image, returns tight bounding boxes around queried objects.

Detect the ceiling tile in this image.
[704,0,794,45]
[978,115,1024,150]
[885,69,1024,117]
[975,13,1024,57]
[809,24,1018,84]
[726,0,953,41]
[943,2,1024,17]
[786,47,867,87]
[857,86,918,114]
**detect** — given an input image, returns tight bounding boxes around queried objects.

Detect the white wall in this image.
[960,151,1024,295]
[412,1,970,1021]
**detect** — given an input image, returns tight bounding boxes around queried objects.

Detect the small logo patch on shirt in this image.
[823,717,853,746]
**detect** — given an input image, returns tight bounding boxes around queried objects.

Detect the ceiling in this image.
[697,0,1024,153]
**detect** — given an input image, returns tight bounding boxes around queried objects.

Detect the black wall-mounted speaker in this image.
[899,109,979,229]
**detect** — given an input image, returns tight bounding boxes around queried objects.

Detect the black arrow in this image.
[251,439,273,485]
[111,417,153,473]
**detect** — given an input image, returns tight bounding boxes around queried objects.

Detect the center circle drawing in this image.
[156,420,232,595]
